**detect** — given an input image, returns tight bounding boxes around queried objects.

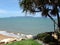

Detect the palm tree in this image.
[19,0,60,31]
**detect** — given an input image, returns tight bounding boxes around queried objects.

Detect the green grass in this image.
[5,39,42,45]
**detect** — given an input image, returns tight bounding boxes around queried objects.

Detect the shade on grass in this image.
[5,39,42,45]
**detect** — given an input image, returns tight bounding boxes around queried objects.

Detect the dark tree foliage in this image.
[19,0,60,31]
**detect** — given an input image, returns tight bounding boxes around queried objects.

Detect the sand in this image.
[0,34,14,40]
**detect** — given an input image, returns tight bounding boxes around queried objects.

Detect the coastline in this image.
[0,34,14,41]
[0,31,33,44]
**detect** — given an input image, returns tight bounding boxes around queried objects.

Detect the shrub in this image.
[49,42,56,45]
[36,33,49,41]
[43,34,52,43]
[36,32,60,45]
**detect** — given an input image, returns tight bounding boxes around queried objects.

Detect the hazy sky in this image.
[0,0,41,18]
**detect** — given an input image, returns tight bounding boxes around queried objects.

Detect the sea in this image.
[0,17,56,35]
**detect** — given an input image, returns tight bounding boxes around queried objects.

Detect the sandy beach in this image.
[0,31,20,42]
[0,34,14,41]
[0,31,33,41]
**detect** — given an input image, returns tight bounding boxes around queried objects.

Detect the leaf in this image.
[50,7,58,16]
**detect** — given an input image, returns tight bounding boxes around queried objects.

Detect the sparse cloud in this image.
[0,9,7,14]
[0,9,41,18]
[0,9,25,18]
[0,9,21,14]
[0,9,20,14]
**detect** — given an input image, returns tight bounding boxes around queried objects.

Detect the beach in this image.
[0,34,14,41]
[0,31,33,44]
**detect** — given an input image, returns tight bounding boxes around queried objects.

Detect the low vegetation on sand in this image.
[5,39,42,45]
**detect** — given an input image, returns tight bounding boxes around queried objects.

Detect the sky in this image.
[0,0,41,18]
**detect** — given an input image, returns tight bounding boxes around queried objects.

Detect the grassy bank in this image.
[5,39,42,45]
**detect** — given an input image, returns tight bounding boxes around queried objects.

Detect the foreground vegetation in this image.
[5,39,42,45]
[4,32,60,45]
[33,32,60,45]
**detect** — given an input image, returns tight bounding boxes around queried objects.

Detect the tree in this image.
[19,0,60,31]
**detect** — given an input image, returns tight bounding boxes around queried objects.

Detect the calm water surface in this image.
[0,17,55,35]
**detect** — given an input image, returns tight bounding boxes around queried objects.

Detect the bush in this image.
[58,42,60,45]
[33,35,37,40]
[43,34,59,43]
[36,32,60,45]
[43,34,55,43]
[49,42,56,45]
[36,33,49,41]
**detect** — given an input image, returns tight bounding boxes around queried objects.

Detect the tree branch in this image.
[48,14,57,25]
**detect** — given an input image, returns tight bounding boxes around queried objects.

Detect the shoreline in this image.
[0,31,33,44]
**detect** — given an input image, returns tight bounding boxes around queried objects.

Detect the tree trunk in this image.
[57,12,60,32]
[48,14,57,25]
[47,14,57,31]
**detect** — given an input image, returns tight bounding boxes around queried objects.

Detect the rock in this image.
[26,35,33,39]
[52,33,58,39]
[0,38,16,44]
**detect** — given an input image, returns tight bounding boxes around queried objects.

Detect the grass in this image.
[5,39,42,45]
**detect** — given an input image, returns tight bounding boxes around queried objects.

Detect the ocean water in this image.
[0,17,55,35]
